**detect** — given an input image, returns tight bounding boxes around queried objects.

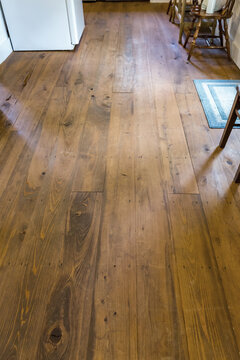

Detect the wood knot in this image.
[63,121,72,127]
[49,327,62,344]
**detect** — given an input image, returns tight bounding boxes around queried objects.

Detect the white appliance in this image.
[0,0,85,51]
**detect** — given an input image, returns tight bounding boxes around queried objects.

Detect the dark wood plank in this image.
[37,192,102,359]
[0,192,102,359]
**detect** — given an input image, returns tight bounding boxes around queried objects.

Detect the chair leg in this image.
[179,21,185,44]
[218,19,223,47]
[169,4,173,22]
[167,0,172,15]
[169,0,174,23]
[170,1,176,23]
[234,165,240,184]
[178,0,186,44]
[223,18,231,60]
[219,91,240,148]
[187,18,201,61]
[184,18,196,48]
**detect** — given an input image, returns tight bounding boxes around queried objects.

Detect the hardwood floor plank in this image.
[27,87,71,190]
[56,13,106,91]
[0,127,42,267]
[0,53,46,143]
[0,62,72,269]
[0,192,102,359]
[151,4,196,95]
[88,93,138,360]
[0,52,39,103]
[133,10,189,359]
[141,10,198,194]
[176,91,240,352]
[0,3,240,359]
[113,5,135,93]
[72,96,111,192]
[72,6,121,192]
[169,193,239,359]
[8,6,116,268]
[0,53,50,152]
[0,10,111,267]
[37,192,102,360]
[0,53,67,199]
[155,86,199,195]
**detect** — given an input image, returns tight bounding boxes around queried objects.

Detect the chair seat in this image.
[191,9,225,18]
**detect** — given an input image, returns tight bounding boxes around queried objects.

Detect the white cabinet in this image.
[0,6,12,63]
[1,0,85,51]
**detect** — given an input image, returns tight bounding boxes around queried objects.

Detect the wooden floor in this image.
[0,3,240,359]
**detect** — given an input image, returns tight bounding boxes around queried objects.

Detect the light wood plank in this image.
[113,5,135,93]
[169,193,239,359]
[72,6,121,191]
[176,91,240,351]
[89,93,138,360]
[133,10,189,359]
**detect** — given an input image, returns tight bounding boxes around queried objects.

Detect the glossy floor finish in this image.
[0,3,240,359]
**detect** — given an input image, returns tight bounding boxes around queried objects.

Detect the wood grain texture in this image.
[37,192,102,360]
[88,93,138,360]
[176,90,240,352]
[0,192,102,359]
[133,11,189,359]
[0,2,240,359]
[72,4,121,192]
[169,194,239,359]
[113,7,135,93]
[142,9,198,194]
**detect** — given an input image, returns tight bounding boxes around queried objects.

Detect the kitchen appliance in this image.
[1,0,85,51]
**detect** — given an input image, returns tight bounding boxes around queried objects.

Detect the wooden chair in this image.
[169,0,198,44]
[184,0,236,61]
[234,165,240,183]
[167,0,173,15]
[219,86,240,184]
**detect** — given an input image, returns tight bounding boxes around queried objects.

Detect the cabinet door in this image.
[0,7,12,63]
[66,0,85,44]
[1,0,73,51]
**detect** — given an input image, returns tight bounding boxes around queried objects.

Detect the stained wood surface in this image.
[0,2,240,359]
